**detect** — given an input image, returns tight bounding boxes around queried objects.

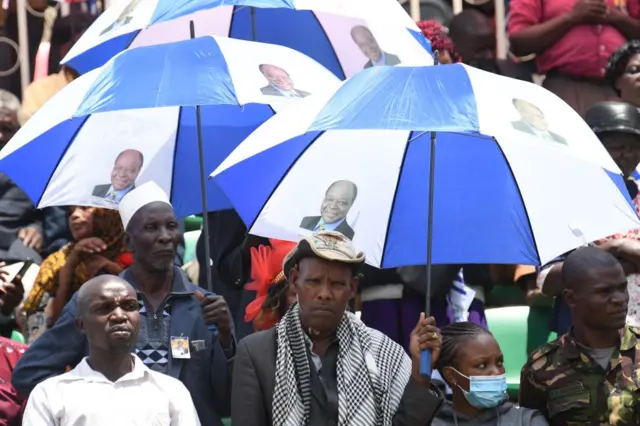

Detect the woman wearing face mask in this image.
[432,322,548,426]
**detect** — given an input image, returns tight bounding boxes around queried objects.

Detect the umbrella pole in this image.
[190,20,214,293]
[420,51,440,379]
[419,129,437,379]
[250,6,256,40]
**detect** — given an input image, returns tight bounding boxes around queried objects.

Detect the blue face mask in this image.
[451,369,507,409]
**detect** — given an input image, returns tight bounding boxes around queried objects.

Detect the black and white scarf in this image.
[272,304,411,426]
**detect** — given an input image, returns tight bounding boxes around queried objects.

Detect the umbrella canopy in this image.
[62,0,433,77]
[211,64,640,268]
[0,35,340,217]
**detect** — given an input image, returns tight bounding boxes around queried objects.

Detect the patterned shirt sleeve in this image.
[518,360,549,418]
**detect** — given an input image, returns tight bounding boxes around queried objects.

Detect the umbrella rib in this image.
[491,137,542,266]
[168,106,183,208]
[379,130,415,269]
[35,115,91,207]
[247,131,325,231]
[309,11,347,80]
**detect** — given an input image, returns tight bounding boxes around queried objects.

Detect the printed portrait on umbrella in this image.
[350,25,401,69]
[259,64,310,98]
[100,0,143,36]
[511,98,567,145]
[300,180,357,240]
[92,149,144,204]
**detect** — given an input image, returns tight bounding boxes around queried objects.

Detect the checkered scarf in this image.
[272,303,411,426]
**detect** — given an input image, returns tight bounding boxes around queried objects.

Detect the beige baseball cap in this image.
[283,231,365,278]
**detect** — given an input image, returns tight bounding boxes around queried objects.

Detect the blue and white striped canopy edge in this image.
[0,35,340,217]
[62,0,433,77]
[211,64,640,268]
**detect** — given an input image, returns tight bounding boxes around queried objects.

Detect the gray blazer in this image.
[232,327,444,426]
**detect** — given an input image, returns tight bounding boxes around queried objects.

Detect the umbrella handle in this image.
[420,349,432,378]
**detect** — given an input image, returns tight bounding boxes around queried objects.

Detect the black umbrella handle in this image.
[420,50,440,378]
[190,20,214,293]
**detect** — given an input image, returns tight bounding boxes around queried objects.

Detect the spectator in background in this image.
[0,0,47,100]
[0,173,43,264]
[20,207,128,342]
[432,322,548,426]
[13,182,234,425]
[22,276,201,425]
[520,247,637,424]
[449,10,533,82]
[508,0,640,117]
[244,239,297,332]
[606,39,640,107]
[537,101,640,336]
[0,90,19,148]
[18,11,93,126]
[416,20,461,64]
[196,210,269,340]
[0,337,27,426]
[0,264,26,340]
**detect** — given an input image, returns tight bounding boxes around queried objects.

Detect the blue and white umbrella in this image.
[211,64,640,269]
[62,0,433,76]
[0,35,340,218]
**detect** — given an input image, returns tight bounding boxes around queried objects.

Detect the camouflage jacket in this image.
[519,326,640,425]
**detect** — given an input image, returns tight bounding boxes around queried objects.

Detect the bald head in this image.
[77,275,135,317]
[562,247,624,290]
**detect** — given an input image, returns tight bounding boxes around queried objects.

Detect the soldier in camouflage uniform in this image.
[519,247,639,425]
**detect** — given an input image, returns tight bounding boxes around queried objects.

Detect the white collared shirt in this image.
[22,355,201,426]
[270,84,300,97]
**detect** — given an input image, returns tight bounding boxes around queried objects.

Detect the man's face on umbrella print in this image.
[261,64,295,91]
[515,100,549,132]
[351,26,382,62]
[320,181,357,225]
[111,149,143,191]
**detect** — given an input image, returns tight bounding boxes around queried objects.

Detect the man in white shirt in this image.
[22,275,200,426]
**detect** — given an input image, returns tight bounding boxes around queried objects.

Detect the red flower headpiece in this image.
[244,239,297,329]
[416,20,461,63]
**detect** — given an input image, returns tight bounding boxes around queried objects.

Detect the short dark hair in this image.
[435,322,493,376]
[115,149,144,169]
[326,180,358,203]
[606,40,640,96]
[562,246,623,290]
[258,64,288,76]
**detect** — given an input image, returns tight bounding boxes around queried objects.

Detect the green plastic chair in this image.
[10,329,25,344]
[485,306,530,400]
[486,306,558,400]
[183,230,201,264]
[184,215,203,233]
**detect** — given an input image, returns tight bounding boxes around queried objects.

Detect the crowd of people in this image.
[0,0,638,425]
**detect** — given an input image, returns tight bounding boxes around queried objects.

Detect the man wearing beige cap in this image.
[232,230,444,426]
[13,181,235,426]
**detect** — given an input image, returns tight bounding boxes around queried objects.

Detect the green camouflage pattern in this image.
[519,325,640,426]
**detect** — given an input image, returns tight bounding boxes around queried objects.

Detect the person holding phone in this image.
[0,260,29,339]
[21,207,127,339]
